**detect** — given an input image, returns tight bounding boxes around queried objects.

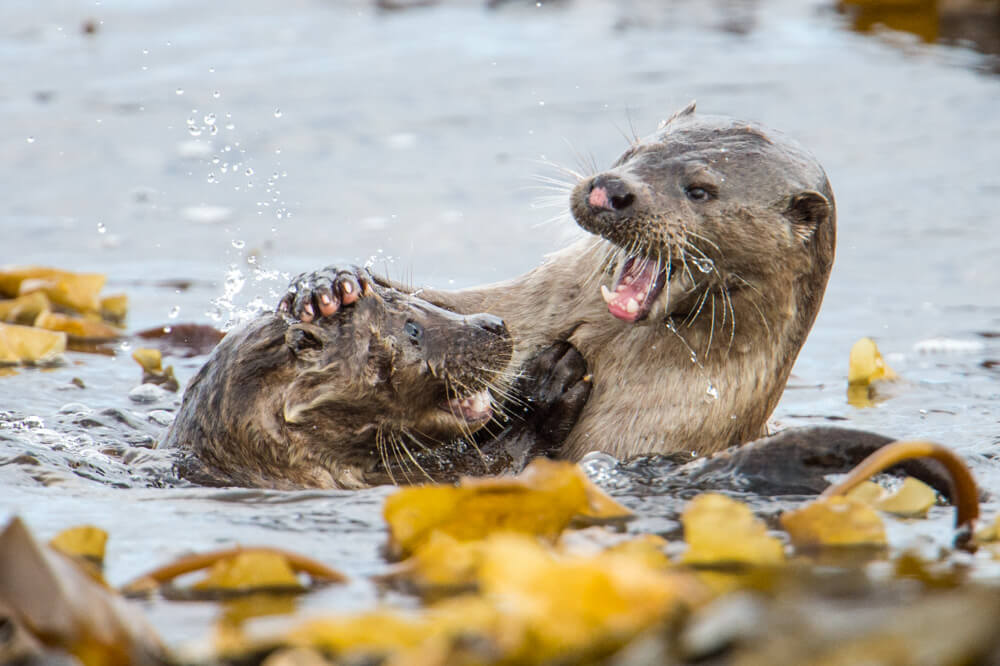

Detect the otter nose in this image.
[467,313,507,338]
[588,175,635,212]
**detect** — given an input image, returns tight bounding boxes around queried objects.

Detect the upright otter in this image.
[282,103,835,459]
[165,270,591,489]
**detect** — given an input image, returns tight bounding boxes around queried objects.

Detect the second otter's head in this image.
[570,102,835,331]
[280,286,513,460]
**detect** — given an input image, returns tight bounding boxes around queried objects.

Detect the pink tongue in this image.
[606,256,658,322]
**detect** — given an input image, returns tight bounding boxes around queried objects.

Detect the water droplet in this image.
[163,326,172,334]
[244,167,254,176]
[706,382,719,400]
[119,341,132,351]
[694,257,714,273]
[232,239,245,249]
[142,48,149,55]
[175,88,184,95]
[26,136,35,144]
[97,222,106,234]
[212,90,221,99]
[188,126,202,136]
[273,108,282,118]
[204,113,216,125]
[206,173,216,183]
[168,305,180,319]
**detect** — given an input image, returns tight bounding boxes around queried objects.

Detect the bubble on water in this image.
[232,239,245,249]
[244,167,254,176]
[204,113,216,125]
[97,222,106,234]
[273,108,282,118]
[706,382,719,400]
[167,305,180,319]
[26,136,35,144]
[175,88,184,95]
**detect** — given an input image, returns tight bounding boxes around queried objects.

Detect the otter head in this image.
[570,101,835,339]
[280,287,513,461]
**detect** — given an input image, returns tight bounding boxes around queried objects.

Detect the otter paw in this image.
[277,266,371,322]
[519,341,592,452]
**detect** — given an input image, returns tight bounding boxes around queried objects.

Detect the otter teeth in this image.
[625,298,639,314]
[601,284,613,304]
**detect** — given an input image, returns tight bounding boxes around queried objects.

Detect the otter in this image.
[164,270,591,489]
[281,103,835,460]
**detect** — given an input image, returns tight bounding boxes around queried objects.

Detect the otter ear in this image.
[285,323,325,360]
[786,190,830,242]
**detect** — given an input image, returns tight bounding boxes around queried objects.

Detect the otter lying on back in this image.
[282,103,836,459]
[165,270,590,489]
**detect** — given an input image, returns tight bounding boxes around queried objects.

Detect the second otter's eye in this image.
[404,321,423,345]
[685,186,711,202]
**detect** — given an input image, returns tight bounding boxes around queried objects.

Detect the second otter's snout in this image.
[588,175,635,213]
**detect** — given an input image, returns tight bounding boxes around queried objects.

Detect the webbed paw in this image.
[277,265,371,322]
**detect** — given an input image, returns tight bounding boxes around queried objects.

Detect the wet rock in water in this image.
[135,323,225,357]
[147,409,174,427]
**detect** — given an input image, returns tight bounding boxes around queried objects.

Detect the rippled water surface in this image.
[2,0,999,649]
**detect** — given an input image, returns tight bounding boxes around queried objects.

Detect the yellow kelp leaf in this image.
[283,597,504,660]
[0,267,107,313]
[50,526,108,566]
[874,477,936,518]
[477,534,703,662]
[383,459,628,559]
[0,322,67,364]
[602,534,672,570]
[386,532,487,591]
[132,348,163,373]
[781,496,887,548]
[99,293,128,326]
[848,337,898,385]
[845,480,885,505]
[681,493,785,566]
[0,517,167,666]
[34,311,120,341]
[847,337,899,407]
[0,292,50,325]
[192,551,304,593]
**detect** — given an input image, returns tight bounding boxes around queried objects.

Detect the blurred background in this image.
[1,0,999,637]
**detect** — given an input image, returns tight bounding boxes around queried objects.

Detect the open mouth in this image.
[440,389,493,425]
[599,255,670,323]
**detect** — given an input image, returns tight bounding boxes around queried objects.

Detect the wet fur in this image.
[165,287,513,488]
[372,105,836,459]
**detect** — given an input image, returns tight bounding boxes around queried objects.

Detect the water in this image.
[2,0,1000,651]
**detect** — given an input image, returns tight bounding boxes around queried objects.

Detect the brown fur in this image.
[164,284,513,488]
[372,104,836,459]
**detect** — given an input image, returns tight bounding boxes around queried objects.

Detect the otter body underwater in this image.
[283,103,836,460]
[164,270,591,489]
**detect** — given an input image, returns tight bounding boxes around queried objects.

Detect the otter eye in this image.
[403,321,423,345]
[685,186,711,202]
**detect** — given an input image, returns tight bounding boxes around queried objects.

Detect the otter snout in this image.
[588,175,635,213]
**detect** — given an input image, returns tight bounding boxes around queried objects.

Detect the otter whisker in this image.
[376,428,397,486]
[390,438,414,486]
[684,286,711,328]
[706,293,717,358]
[396,433,434,483]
